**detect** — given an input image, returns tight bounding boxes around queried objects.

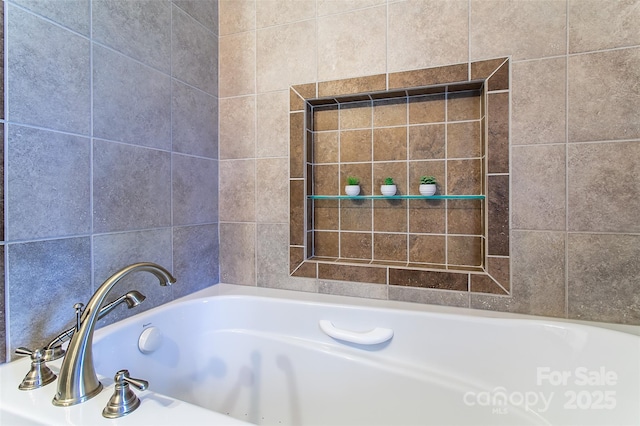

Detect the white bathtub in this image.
[2,284,640,425]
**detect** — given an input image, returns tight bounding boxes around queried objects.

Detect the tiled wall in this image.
[219,0,640,325]
[1,0,219,361]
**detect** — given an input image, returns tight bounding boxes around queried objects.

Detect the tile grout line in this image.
[564,0,570,319]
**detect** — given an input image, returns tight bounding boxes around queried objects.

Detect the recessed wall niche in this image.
[290,58,510,296]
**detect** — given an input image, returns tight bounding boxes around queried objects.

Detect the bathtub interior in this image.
[92,295,640,426]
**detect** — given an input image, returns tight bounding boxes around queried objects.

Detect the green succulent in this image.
[383,177,395,185]
[420,176,437,185]
[346,176,360,185]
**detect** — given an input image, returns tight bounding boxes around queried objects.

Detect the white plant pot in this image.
[345,185,360,196]
[419,184,437,196]
[380,184,397,196]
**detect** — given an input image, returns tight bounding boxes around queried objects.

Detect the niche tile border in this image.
[290,59,510,297]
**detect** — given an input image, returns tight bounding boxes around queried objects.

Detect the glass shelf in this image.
[308,195,485,200]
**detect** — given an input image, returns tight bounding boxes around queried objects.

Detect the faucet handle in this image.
[15,347,57,390]
[73,302,84,331]
[102,370,148,419]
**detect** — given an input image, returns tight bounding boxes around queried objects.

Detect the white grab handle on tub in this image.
[319,320,393,345]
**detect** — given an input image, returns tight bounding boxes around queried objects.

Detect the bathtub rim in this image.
[177,283,640,337]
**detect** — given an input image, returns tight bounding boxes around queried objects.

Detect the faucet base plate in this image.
[52,382,103,407]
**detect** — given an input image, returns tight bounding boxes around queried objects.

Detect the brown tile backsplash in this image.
[314,231,338,257]
[313,131,338,163]
[340,100,372,129]
[373,233,407,262]
[448,90,481,121]
[313,104,339,131]
[341,129,372,162]
[340,199,372,232]
[448,236,483,267]
[409,199,446,234]
[447,121,481,159]
[313,199,339,230]
[373,127,407,161]
[409,94,445,124]
[318,262,387,284]
[409,234,446,264]
[388,63,468,89]
[373,98,408,127]
[390,268,468,291]
[487,92,509,174]
[470,274,508,295]
[409,124,446,159]
[318,74,386,98]
[290,59,510,296]
[488,175,509,256]
[373,199,407,233]
[341,232,372,260]
[447,199,482,235]
[289,179,305,246]
[289,112,304,178]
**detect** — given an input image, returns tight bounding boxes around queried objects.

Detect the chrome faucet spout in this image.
[52,262,175,407]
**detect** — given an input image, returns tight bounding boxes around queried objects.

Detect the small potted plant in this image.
[345,176,360,196]
[380,177,397,196]
[419,176,437,196]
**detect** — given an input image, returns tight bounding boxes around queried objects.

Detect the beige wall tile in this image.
[256,0,315,28]
[257,223,289,287]
[256,158,289,223]
[317,0,385,17]
[317,6,386,81]
[471,231,566,318]
[389,286,470,308]
[568,47,640,142]
[470,0,566,61]
[512,145,566,231]
[220,222,256,285]
[219,32,255,97]
[219,0,255,35]
[569,0,640,53]
[568,141,640,232]
[512,58,566,145]
[568,233,640,324]
[219,96,255,159]
[319,279,387,300]
[257,20,316,93]
[388,0,468,72]
[219,159,256,222]
[257,91,289,158]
